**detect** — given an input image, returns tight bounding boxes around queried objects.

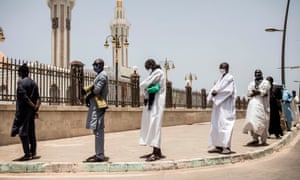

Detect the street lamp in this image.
[278,66,300,69]
[104,34,129,107]
[161,58,175,82]
[265,0,290,86]
[160,58,175,108]
[185,72,197,87]
[0,26,5,42]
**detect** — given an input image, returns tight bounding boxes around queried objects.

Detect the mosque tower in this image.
[110,0,131,72]
[48,0,75,68]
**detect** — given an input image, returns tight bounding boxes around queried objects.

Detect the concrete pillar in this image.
[186,85,192,109]
[201,88,207,109]
[236,96,241,109]
[130,70,140,107]
[242,97,247,109]
[165,81,173,108]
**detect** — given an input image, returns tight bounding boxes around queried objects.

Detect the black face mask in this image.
[255,71,263,80]
[255,75,263,80]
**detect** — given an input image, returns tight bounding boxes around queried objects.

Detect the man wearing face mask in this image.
[207,62,236,154]
[139,59,166,161]
[82,58,109,162]
[243,69,270,146]
[282,87,294,131]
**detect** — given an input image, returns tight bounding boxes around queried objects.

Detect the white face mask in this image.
[219,68,226,75]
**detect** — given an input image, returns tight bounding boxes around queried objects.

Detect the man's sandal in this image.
[140,153,153,159]
[146,154,160,161]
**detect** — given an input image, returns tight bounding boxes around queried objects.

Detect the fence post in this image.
[165,81,173,108]
[70,61,84,105]
[131,70,140,107]
[121,83,126,107]
[201,88,207,109]
[186,84,192,109]
[242,97,247,110]
[236,96,241,109]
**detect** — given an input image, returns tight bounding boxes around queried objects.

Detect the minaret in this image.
[48,0,75,68]
[110,0,131,70]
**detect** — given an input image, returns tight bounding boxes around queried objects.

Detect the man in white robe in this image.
[207,62,236,154]
[291,90,299,127]
[243,69,270,146]
[139,59,166,161]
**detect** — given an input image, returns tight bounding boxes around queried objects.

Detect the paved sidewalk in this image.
[0,119,298,173]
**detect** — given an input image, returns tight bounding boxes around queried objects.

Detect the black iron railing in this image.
[0,57,247,109]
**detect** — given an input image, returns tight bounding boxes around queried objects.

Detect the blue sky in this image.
[0,0,299,97]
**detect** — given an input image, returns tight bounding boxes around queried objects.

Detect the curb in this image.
[0,128,298,173]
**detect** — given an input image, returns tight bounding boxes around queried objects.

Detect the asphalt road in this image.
[0,131,299,180]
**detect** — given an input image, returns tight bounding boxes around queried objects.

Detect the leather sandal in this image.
[13,155,32,161]
[86,155,97,161]
[140,153,153,159]
[246,140,259,146]
[208,147,222,153]
[146,154,160,162]
[220,148,231,154]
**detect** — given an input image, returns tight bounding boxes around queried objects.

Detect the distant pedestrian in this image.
[243,69,270,146]
[282,87,294,131]
[82,58,109,162]
[293,91,300,112]
[11,63,41,161]
[207,62,236,154]
[139,59,166,161]
[266,76,283,139]
[291,90,300,126]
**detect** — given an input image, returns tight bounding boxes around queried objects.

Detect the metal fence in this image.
[0,57,247,109]
[0,58,135,106]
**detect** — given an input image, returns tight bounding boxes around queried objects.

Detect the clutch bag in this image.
[95,96,108,109]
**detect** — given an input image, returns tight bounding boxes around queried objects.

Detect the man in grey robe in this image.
[207,62,236,154]
[83,58,108,162]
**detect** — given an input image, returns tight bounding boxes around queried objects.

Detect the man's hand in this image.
[34,104,40,111]
[81,88,87,96]
[251,90,260,96]
[34,99,41,112]
[85,98,90,107]
[144,99,148,106]
[211,90,217,96]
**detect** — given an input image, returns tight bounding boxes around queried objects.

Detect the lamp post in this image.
[279,65,300,69]
[185,72,197,87]
[160,58,175,108]
[265,0,290,86]
[161,58,175,82]
[0,26,5,42]
[104,34,129,107]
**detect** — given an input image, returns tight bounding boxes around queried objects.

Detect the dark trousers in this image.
[19,115,36,157]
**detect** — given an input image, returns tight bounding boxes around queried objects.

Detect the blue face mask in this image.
[93,65,102,73]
